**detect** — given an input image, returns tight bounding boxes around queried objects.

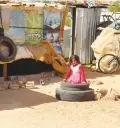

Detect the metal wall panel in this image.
[75,8,101,64]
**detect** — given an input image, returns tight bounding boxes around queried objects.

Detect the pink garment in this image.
[66,64,86,84]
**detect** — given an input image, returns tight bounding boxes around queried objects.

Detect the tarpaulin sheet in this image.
[91,27,120,71]
[91,27,120,59]
[0,6,10,30]
[2,5,66,56]
[0,40,68,74]
[0,5,69,74]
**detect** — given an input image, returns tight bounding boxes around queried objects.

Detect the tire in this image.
[56,88,95,101]
[98,54,119,74]
[0,36,17,62]
[61,82,90,91]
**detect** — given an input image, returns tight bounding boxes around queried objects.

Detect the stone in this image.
[94,88,108,100]
[26,81,35,88]
[99,88,108,98]
[9,83,20,90]
[96,81,104,85]
[16,80,26,88]
[92,60,96,65]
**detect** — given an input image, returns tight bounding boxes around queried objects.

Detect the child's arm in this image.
[64,68,72,81]
[79,65,87,83]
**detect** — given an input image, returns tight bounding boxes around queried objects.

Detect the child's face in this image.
[72,58,78,66]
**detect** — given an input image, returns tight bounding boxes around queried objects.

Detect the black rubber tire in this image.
[61,82,90,91]
[0,36,17,62]
[98,54,119,74]
[56,88,95,101]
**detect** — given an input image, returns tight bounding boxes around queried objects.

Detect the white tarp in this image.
[91,27,120,69]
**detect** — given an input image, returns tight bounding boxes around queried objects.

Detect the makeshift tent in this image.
[0,3,69,79]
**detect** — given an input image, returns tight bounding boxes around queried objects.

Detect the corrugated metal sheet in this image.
[75,8,101,64]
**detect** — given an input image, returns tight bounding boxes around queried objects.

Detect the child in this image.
[64,55,86,84]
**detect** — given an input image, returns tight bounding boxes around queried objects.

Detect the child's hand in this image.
[81,81,86,84]
[63,79,66,82]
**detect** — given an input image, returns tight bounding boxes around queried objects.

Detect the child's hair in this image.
[69,55,80,65]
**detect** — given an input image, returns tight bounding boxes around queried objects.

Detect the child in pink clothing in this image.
[64,55,86,84]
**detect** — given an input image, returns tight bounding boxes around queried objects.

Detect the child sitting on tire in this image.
[63,55,86,84]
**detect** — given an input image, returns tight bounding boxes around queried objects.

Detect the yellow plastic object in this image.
[52,55,68,74]
[26,40,68,74]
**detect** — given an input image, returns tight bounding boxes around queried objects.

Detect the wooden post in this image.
[3,63,7,81]
[71,6,76,55]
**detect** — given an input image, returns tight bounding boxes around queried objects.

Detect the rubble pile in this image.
[0,71,55,91]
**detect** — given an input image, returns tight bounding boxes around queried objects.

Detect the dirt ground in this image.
[0,69,120,128]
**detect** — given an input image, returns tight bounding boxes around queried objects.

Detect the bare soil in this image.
[0,69,120,128]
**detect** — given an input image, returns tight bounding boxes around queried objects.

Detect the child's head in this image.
[69,55,80,66]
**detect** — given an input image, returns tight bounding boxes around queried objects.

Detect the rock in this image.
[26,81,35,88]
[21,78,27,84]
[94,88,120,101]
[96,81,104,85]
[90,66,96,71]
[87,79,104,85]
[87,79,95,84]
[16,80,26,88]
[9,83,20,90]
[110,89,120,101]
[92,60,96,65]
[18,76,27,84]
[114,94,120,101]
[99,88,108,98]
[94,88,108,100]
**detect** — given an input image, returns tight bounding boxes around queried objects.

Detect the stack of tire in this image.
[56,82,95,101]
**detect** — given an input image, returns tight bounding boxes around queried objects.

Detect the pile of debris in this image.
[0,76,32,91]
[87,79,104,85]
[0,81,22,91]
[94,88,120,101]
[87,79,120,101]
[0,71,55,91]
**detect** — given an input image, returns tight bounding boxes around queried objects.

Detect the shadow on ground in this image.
[27,75,62,86]
[85,68,120,80]
[0,88,57,111]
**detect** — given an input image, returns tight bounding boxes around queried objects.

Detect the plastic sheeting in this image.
[91,27,120,69]
[1,4,67,56]
[0,4,69,74]
[0,40,68,74]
